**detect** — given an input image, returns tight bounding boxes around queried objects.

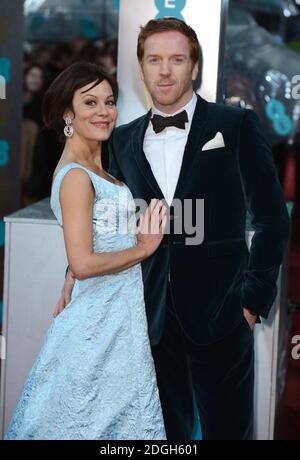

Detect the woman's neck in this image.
[63,137,103,170]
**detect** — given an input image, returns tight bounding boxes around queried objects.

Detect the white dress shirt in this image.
[144,92,198,205]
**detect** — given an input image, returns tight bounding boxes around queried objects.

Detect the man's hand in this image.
[243,307,257,331]
[53,269,76,318]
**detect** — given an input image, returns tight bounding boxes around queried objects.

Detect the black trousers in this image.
[151,285,254,440]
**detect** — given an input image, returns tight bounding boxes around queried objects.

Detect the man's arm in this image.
[238,109,290,319]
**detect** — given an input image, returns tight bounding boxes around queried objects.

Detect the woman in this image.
[5,62,167,440]
[23,64,44,109]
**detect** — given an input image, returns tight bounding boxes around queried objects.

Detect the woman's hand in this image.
[137,199,167,258]
[53,269,75,318]
[243,307,257,331]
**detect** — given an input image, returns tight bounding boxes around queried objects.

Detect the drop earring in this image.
[64,116,74,138]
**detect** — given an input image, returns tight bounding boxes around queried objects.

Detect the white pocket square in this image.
[202,132,225,151]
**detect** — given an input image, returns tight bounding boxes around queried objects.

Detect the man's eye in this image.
[149,58,158,64]
[173,58,183,64]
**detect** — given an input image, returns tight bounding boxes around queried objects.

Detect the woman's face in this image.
[25,67,43,93]
[67,79,117,142]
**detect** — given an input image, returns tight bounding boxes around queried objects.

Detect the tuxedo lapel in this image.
[173,95,209,201]
[131,110,165,200]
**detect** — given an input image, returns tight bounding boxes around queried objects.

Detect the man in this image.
[57,18,290,439]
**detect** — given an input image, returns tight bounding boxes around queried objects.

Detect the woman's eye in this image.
[106,100,116,106]
[86,100,96,106]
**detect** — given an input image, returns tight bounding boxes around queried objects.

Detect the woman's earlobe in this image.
[63,111,74,121]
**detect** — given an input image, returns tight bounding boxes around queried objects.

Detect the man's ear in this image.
[192,62,199,81]
[139,62,145,82]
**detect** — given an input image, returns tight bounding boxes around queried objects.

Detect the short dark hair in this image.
[137,17,202,67]
[42,61,118,141]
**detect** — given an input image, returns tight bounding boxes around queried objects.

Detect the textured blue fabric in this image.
[5,163,166,440]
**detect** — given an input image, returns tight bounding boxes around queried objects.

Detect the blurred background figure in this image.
[97,38,118,76]
[29,46,52,69]
[44,43,75,85]
[21,63,45,204]
[24,64,44,107]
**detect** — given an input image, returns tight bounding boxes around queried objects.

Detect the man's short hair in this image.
[137,17,202,67]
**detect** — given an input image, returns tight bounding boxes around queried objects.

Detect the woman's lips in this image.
[91,121,110,129]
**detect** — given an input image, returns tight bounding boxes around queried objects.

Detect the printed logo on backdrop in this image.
[80,0,97,4]
[0,140,9,166]
[265,99,293,136]
[0,57,11,82]
[113,0,120,11]
[0,57,10,100]
[0,220,5,247]
[0,60,9,167]
[113,0,187,17]
[80,18,98,39]
[155,0,187,20]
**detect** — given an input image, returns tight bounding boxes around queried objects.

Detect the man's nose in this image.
[159,60,171,75]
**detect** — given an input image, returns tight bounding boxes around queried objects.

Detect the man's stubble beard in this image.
[151,82,193,110]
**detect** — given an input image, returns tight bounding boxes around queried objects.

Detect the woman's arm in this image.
[60,168,166,280]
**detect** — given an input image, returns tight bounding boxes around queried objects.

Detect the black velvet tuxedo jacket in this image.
[108,95,290,346]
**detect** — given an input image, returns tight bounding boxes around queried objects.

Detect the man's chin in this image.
[154,94,178,107]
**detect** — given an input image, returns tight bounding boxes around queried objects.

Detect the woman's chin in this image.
[86,133,112,142]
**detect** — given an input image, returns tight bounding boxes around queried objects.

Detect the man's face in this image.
[140,31,198,113]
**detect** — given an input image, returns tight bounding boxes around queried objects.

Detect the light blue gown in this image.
[5,163,166,440]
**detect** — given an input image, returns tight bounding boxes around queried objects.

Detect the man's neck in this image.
[152,93,197,120]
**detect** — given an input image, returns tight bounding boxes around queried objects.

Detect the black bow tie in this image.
[151,110,188,134]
